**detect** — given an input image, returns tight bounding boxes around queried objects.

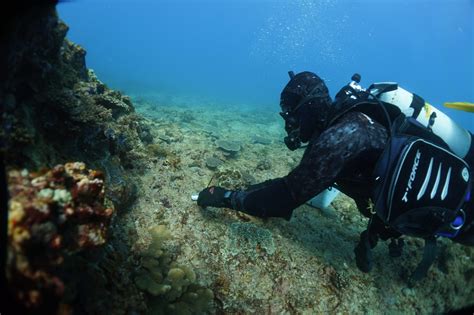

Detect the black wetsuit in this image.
[232,111,386,217]
[230,111,474,245]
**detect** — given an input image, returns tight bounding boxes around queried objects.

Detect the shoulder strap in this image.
[392,115,450,150]
[328,90,400,134]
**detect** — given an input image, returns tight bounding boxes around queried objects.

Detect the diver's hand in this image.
[197,186,233,208]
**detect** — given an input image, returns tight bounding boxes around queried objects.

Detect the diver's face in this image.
[280,99,324,147]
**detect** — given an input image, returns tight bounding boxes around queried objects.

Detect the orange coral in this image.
[6,162,114,312]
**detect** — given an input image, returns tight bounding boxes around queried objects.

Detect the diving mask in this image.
[280,110,302,151]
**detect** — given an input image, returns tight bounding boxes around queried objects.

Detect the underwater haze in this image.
[58,0,473,129]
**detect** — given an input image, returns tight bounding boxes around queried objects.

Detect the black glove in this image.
[197,186,233,208]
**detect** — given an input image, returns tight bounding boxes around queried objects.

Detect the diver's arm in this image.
[227,119,361,219]
[198,113,380,219]
[229,178,299,220]
[285,115,369,204]
[197,178,299,220]
[211,116,368,218]
[284,111,389,205]
[200,125,359,218]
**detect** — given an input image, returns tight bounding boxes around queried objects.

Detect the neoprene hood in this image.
[279,71,333,150]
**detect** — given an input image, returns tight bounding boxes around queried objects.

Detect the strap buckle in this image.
[436,209,466,238]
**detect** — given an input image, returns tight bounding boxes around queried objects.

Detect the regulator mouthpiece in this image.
[284,133,301,151]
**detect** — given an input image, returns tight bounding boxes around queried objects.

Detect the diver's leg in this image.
[355,230,375,272]
[354,219,379,272]
[410,237,438,283]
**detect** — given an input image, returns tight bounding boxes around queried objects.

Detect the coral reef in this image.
[205,156,223,170]
[134,225,214,314]
[146,143,171,159]
[216,139,241,157]
[251,134,272,145]
[6,162,114,313]
[0,7,147,210]
[0,5,149,313]
[212,168,256,190]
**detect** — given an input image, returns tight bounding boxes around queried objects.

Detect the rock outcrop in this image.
[0,3,149,210]
[0,2,148,313]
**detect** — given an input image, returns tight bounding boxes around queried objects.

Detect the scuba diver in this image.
[196,71,474,281]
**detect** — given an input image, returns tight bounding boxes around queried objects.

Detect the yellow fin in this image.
[443,102,474,113]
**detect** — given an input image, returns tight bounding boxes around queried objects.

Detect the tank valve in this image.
[351,73,361,83]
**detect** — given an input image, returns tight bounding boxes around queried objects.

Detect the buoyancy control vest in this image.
[372,117,471,238]
[331,75,473,239]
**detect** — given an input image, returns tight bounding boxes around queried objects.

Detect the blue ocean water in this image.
[58,0,473,131]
